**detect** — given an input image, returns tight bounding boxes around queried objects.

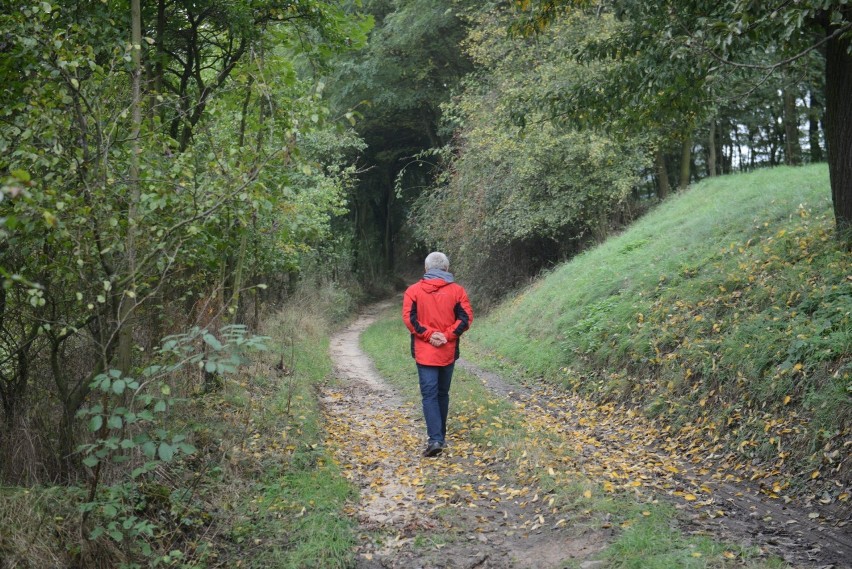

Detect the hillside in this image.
[468,164,850,494]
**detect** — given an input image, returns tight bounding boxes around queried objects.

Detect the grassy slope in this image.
[469,164,850,485]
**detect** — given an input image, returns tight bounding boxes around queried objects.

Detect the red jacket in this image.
[402,275,473,366]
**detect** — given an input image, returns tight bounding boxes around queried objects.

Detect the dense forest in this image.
[1,0,849,567]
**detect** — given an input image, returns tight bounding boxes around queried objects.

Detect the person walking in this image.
[402,252,473,457]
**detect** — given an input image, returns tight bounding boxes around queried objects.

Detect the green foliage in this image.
[410,8,648,303]
[0,0,366,482]
[507,0,850,235]
[328,0,475,278]
[1,3,367,566]
[74,326,267,564]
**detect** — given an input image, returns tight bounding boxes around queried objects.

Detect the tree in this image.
[329,0,474,275]
[511,0,852,241]
[410,8,647,303]
[0,0,365,480]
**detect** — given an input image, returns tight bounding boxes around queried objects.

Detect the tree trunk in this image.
[708,118,717,177]
[724,120,734,174]
[655,148,670,200]
[679,134,692,190]
[808,91,823,163]
[118,0,143,376]
[783,89,802,165]
[384,170,395,270]
[824,10,852,241]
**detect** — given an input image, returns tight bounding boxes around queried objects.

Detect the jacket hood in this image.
[420,269,455,293]
[423,269,454,283]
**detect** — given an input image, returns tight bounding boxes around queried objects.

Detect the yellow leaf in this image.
[583,490,592,499]
[684,493,697,501]
[783,395,791,405]
[811,470,820,479]
[691,552,702,558]
[723,551,736,559]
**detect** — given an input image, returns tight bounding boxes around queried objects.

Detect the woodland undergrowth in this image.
[0,281,359,569]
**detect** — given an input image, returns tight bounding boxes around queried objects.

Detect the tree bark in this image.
[655,148,670,200]
[679,133,692,190]
[118,0,143,376]
[808,91,823,163]
[783,89,802,165]
[384,170,395,269]
[708,118,717,177]
[824,10,852,241]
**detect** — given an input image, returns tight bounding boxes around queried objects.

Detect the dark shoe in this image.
[423,441,443,457]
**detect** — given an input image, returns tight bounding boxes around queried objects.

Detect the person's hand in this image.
[429,332,447,347]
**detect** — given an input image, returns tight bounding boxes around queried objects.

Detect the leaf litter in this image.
[324,304,852,568]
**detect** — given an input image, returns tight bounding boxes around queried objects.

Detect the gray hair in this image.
[424,251,450,271]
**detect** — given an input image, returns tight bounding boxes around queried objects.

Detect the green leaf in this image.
[141,441,156,458]
[107,415,122,429]
[88,415,103,432]
[202,332,223,351]
[111,379,125,395]
[157,443,175,462]
[10,169,30,182]
[158,442,174,462]
[82,455,99,468]
[204,360,217,373]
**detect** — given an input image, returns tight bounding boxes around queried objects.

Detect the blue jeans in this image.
[416,363,454,444]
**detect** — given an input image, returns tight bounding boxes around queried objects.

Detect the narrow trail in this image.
[323,302,607,569]
[323,303,852,568]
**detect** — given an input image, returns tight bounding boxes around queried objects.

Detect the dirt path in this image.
[324,304,852,568]
[323,302,607,568]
